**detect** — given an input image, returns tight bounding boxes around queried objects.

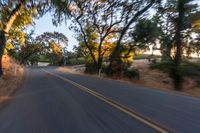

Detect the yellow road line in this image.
[42,69,174,133]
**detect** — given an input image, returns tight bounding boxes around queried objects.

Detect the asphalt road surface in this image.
[0,67,200,133]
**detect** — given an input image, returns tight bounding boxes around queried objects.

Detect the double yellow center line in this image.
[42,69,175,133]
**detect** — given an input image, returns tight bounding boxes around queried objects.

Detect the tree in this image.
[108,0,161,74]
[170,0,198,90]
[18,32,44,65]
[0,0,50,77]
[146,0,199,90]
[72,45,84,58]
[0,0,25,77]
[52,0,123,72]
[48,41,63,65]
[35,32,68,65]
[129,18,161,56]
[155,0,178,61]
[52,0,160,74]
[35,32,68,47]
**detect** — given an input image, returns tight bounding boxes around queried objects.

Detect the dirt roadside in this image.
[0,55,24,104]
[58,60,200,98]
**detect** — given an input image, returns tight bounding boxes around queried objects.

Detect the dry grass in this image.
[131,60,200,97]
[131,60,173,90]
[60,60,200,98]
[0,55,24,103]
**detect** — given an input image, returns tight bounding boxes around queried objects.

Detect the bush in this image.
[85,62,98,74]
[123,67,140,80]
[105,59,133,76]
[134,54,161,60]
[180,62,200,77]
[150,61,173,73]
[67,58,85,65]
[101,63,108,73]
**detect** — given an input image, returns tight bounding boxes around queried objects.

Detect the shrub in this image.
[180,62,200,77]
[68,58,85,65]
[150,61,173,73]
[101,63,108,73]
[123,67,140,80]
[85,62,97,74]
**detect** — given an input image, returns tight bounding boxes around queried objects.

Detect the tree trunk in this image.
[161,39,173,62]
[0,1,25,78]
[0,31,6,77]
[97,56,103,71]
[107,0,155,75]
[171,0,185,90]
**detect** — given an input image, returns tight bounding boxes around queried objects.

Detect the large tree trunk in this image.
[0,31,6,77]
[171,0,185,90]
[0,1,25,78]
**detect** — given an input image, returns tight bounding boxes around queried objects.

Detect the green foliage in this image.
[134,54,149,60]
[38,55,50,62]
[36,32,68,46]
[1,0,200,90]
[150,61,174,73]
[180,62,200,77]
[72,45,84,58]
[64,47,85,65]
[123,67,140,80]
[50,0,71,25]
[150,60,200,77]
[67,58,85,65]
[27,54,40,65]
[134,54,161,60]
[85,62,98,74]
[17,43,43,64]
[131,18,161,44]
[48,42,63,65]
[6,31,44,64]
[35,32,68,65]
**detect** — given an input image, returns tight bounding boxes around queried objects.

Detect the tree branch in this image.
[4,0,25,33]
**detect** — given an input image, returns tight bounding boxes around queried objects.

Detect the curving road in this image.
[0,67,200,133]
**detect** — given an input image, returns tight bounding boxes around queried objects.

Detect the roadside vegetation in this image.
[0,55,24,103]
[0,0,200,96]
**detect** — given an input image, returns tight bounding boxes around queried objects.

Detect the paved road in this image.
[0,67,200,133]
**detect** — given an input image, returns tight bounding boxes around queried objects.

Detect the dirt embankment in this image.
[59,60,200,98]
[0,55,24,103]
[131,60,200,97]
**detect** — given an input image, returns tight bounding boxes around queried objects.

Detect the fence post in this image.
[98,68,102,77]
[14,64,17,77]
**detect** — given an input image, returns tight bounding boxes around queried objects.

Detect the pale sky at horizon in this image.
[27,13,78,51]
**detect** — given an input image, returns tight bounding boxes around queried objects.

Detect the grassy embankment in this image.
[0,55,24,103]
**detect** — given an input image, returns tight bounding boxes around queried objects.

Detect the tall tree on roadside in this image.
[0,0,49,77]
[35,32,68,65]
[171,0,198,90]
[107,0,161,74]
[16,32,44,65]
[52,0,123,73]
[0,0,25,77]
[156,0,178,61]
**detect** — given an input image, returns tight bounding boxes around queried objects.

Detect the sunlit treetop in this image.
[35,31,68,48]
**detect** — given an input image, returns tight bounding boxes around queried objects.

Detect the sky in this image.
[27,13,78,51]
[28,1,200,55]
